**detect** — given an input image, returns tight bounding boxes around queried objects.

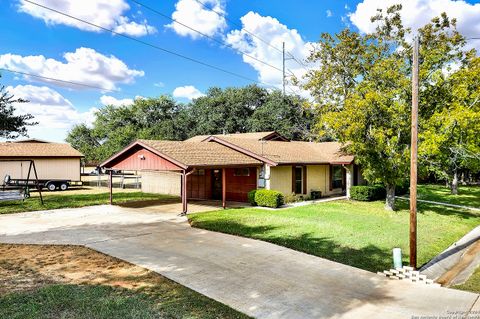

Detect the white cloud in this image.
[225,12,314,95]
[6,85,97,141]
[100,95,134,107]
[154,82,165,88]
[0,48,144,91]
[172,85,205,100]
[18,0,156,37]
[167,0,226,39]
[349,0,480,51]
[326,10,333,18]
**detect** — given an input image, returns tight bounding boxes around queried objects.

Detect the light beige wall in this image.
[305,165,342,197]
[141,170,181,195]
[269,165,292,195]
[306,165,328,196]
[0,158,81,181]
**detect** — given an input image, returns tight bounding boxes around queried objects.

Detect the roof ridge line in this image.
[206,136,278,166]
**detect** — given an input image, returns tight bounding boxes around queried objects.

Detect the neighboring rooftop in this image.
[185,131,289,142]
[0,142,84,158]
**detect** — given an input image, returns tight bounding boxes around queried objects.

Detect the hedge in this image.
[247,190,257,206]
[350,185,386,201]
[254,189,285,208]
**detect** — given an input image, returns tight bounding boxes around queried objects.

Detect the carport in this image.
[100,140,268,214]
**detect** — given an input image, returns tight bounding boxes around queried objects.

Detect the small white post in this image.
[345,164,353,199]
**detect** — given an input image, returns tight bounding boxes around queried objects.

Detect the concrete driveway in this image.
[0,205,478,319]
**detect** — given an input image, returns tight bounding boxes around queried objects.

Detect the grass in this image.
[0,244,248,319]
[417,184,480,208]
[454,266,480,293]
[0,191,178,215]
[189,199,479,273]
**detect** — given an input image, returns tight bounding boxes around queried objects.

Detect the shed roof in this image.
[0,142,84,158]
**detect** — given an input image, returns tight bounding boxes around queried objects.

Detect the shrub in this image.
[254,189,285,208]
[283,193,297,204]
[350,185,386,201]
[247,190,257,206]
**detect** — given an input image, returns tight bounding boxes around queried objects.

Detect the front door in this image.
[212,169,222,200]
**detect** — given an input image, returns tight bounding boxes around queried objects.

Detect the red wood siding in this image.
[187,169,212,200]
[110,146,181,171]
[225,167,257,202]
[187,167,257,202]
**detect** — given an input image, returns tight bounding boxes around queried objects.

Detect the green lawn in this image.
[417,184,480,208]
[0,283,247,319]
[189,200,479,272]
[0,192,178,215]
[454,266,480,293]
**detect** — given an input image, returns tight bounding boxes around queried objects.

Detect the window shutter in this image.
[303,166,307,194]
[292,166,295,193]
[329,165,333,191]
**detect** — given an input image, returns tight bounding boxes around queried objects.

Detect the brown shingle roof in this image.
[185,131,283,142]
[137,140,262,167]
[0,142,83,158]
[209,137,354,164]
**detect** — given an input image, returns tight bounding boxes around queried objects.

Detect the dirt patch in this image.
[0,244,172,296]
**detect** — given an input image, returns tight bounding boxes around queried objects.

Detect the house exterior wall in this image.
[0,158,81,181]
[140,167,257,202]
[225,168,257,202]
[140,170,181,196]
[269,165,293,195]
[110,148,181,171]
[268,164,344,197]
[306,165,329,196]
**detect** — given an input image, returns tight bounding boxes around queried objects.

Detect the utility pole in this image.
[282,41,286,96]
[410,36,419,269]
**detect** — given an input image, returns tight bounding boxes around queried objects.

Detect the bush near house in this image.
[248,190,257,206]
[254,190,284,208]
[350,185,386,201]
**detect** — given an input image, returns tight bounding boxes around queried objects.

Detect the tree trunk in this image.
[451,170,458,195]
[385,184,396,211]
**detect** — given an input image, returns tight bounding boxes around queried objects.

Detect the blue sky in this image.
[1,0,480,142]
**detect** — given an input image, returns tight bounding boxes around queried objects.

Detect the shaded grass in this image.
[0,192,178,215]
[0,283,247,319]
[454,266,480,294]
[0,244,248,319]
[417,184,480,208]
[189,200,479,273]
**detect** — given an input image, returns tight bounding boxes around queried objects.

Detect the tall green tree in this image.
[0,84,37,139]
[247,90,313,140]
[65,123,100,164]
[67,96,188,163]
[187,85,267,136]
[303,5,470,209]
[420,55,480,193]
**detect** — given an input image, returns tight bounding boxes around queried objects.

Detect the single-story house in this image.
[0,140,84,182]
[101,131,365,213]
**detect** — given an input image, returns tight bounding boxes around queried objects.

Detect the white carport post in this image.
[344,164,353,199]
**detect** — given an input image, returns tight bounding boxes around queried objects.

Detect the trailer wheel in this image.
[59,183,69,191]
[46,183,56,191]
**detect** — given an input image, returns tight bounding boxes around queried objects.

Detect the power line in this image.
[22,0,278,88]
[193,0,283,54]
[129,0,284,74]
[193,0,309,76]
[0,68,135,95]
